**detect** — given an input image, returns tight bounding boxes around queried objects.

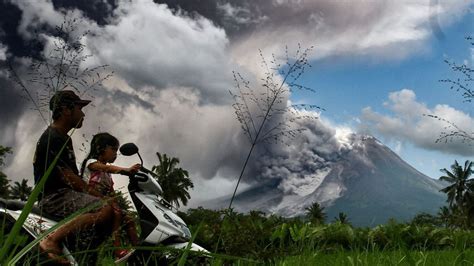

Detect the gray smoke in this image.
[0,0,472,205]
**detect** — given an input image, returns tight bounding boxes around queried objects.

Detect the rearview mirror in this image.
[120,143,139,156]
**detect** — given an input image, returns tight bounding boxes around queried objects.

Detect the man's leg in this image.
[39,203,114,260]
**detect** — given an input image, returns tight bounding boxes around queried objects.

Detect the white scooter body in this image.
[0,143,207,264]
[126,170,206,253]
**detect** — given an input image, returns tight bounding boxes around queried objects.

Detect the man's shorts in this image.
[39,188,101,219]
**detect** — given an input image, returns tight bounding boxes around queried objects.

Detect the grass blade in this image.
[177,222,202,266]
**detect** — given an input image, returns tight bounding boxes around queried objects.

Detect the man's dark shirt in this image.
[33,126,78,199]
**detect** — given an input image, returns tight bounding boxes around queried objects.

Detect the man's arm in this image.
[59,167,104,198]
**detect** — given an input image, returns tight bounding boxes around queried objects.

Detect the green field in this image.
[277,250,474,266]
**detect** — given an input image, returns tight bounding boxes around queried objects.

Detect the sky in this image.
[0,0,472,207]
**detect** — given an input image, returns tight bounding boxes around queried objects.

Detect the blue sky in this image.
[293,13,473,178]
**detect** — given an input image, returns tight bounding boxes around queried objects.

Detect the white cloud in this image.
[87,1,234,103]
[217,2,268,26]
[394,141,403,154]
[14,1,96,40]
[360,89,474,156]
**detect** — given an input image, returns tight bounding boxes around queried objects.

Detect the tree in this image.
[305,202,326,225]
[439,160,473,207]
[333,212,350,225]
[0,146,12,199]
[9,179,33,201]
[0,175,9,199]
[439,160,473,228]
[410,212,439,227]
[437,206,452,228]
[151,152,194,208]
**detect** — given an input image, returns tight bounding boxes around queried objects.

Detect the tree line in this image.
[0,146,33,201]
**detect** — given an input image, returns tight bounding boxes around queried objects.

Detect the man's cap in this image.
[49,90,91,111]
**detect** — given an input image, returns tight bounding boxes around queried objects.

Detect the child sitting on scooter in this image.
[80,132,140,262]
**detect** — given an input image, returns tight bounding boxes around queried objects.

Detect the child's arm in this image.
[88,161,141,174]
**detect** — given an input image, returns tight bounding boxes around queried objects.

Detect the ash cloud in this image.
[1,0,472,204]
[253,115,350,195]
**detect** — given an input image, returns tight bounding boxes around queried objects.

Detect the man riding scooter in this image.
[33,90,124,264]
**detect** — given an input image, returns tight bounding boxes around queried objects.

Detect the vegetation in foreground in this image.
[1,144,474,264]
[2,207,474,265]
[277,249,474,266]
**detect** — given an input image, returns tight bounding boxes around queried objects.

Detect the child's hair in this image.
[80,132,119,178]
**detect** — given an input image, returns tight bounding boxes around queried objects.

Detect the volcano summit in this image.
[204,134,446,227]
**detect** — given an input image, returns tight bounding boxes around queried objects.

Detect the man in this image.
[33,90,114,264]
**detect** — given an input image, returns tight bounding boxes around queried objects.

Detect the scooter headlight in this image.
[181,226,191,240]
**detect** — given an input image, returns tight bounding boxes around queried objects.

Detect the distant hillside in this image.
[203,135,447,227]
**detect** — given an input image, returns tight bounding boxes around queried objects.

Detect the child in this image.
[80,132,140,261]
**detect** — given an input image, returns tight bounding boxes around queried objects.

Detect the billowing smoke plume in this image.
[0,0,471,204]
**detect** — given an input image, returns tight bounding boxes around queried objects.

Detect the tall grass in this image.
[178,207,474,264]
[3,204,474,264]
[276,249,474,266]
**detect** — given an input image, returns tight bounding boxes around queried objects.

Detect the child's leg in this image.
[123,214,139,246]
[111,200,123,247]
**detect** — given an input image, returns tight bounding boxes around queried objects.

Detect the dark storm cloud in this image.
[0,72,27,129]
[154,0,266,38]
[0,0,119,59]
[108,90,154,110]
[51,0,118,26]
[0,0,43,58]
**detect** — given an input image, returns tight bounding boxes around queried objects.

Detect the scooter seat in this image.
[0,198,60,221]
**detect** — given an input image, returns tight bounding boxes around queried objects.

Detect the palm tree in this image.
[439,160,473,209]
[333,212,350,225]
[0,146,12,199]
[438,206,452,228]
[0,174,10,199]
[439,160,473,228]
[305,202,326,225]
[10,179,33,201]
[0,146,12,166]
[151,152,194,208]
